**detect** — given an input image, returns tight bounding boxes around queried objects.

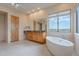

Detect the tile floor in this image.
[0,40,78,56]
[0,40,52,56]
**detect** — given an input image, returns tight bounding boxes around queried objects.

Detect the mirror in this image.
[33,18,47,32]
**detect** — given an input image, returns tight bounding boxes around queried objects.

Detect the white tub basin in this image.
[46,36,74,56]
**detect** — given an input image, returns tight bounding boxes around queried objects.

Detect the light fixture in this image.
[27,11,30,14]
[32,10,35,13]
[15,4,19,8]
[37,7,40,10]
[11,3,15,6]
[11,3,19,8]
[27,8,41,14]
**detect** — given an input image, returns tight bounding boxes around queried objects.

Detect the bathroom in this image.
[0,0,79,59]
[0,3,78,56]
[24,3,78,56]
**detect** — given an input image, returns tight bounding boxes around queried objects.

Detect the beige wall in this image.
[46,3,76,42]
[26,10,47,31]
[0,14,5,42]
[25,4,77,42]
[0,3,77,43]
[74,33,79,55]
[0,5,27,43]
[19,14,28,41]
[46,3,76,32]
[0,13,8,42]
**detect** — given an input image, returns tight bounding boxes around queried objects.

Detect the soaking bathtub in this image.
[46,36,74,56]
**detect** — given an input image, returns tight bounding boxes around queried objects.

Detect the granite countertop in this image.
[24,30,46,33]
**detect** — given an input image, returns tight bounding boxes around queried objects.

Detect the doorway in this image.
[0,11,8,43]
[11,16,19,42]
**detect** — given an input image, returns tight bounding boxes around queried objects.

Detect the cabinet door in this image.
[38,33,43,43]
[11,16,19,42]
[30,32,33,39]
[27,32,33,40]
[33,33,38,42]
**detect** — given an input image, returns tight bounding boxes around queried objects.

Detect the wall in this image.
[24,15,34,31]
[25,4,76,42]
[27,10,47,31]
[0,14,5,42]
[19,14,28,41]
[0,5,27,43]
[46,3,76,42]
[74,33,79,55]
[1,3,76,43]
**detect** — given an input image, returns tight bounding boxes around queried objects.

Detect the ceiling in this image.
[0,3,57,14]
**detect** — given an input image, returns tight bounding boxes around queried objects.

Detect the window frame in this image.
[48,16,58,32]
[48,10,71,32]
[76,7,79,33]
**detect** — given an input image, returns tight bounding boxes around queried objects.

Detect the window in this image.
[59,14,70,32]
[48,10,71,32]
[76,6,79,33]
[48,17,57,32]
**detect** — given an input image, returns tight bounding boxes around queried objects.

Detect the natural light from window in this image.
[48,10,71,32]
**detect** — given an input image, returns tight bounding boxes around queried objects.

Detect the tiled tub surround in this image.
[74,33,79,55]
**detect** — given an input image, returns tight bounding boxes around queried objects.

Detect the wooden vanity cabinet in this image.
[26,32,33,41]
[24,31,46,44]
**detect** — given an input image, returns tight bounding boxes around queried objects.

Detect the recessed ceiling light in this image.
[37,8,40,10]
[27,11,30,14]
[11,3,19,8]
[11,3,15,6]
[15,4,19,8]
[36,7,40,11]
[32,10,35,13]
